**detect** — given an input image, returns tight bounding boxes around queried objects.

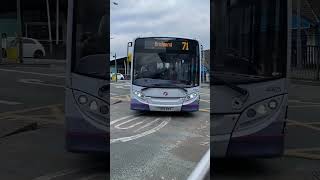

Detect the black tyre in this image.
[33,50,44,58]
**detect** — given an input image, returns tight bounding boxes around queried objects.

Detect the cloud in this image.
[110,0,210,58]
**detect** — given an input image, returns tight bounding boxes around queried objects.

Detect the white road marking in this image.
[134,118,161,133]
[0,68,65,78]
[78,174,106,180]
[114,117,145,130]
[110,114,140,125]
[0,100,23,105]
[110,117,170,143]
[33,168,86,180]
[114,86,129,89]
[18,79,64,88]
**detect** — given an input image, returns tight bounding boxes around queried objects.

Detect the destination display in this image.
[139,38,198,52]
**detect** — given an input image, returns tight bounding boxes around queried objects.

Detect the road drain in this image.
[0,122,39,138]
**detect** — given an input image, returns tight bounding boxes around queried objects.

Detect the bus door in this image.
[66,0,109,135]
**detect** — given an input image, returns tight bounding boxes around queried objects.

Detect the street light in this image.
[113,53,117,82]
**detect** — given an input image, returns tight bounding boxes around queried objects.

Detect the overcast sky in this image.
[110,0,210,59]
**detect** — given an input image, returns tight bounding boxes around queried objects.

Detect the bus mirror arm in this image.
[98,85,109,97]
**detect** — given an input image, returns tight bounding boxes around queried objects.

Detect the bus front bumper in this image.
[212,121,286,158]
[66,132,109,154]
[65,117,109,154]
[130,98,199,112]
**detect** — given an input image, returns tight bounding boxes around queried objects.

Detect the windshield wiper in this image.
[213,76,248,96]
[142,83,188,93]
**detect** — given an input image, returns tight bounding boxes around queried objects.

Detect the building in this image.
[110,57,131,75]
[0,0,68,59]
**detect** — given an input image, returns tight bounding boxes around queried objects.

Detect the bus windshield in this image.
[212,0,287,84]
[133,38,200,88]
[72,0,108,79]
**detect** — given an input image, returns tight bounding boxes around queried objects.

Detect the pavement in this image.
[110,80,210,180]
[0,63,107,180]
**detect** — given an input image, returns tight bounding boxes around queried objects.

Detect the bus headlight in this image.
[256,104,267,115]
[78,95,88,104]
[89,100,98,111]
[133,91,145,99]
[186,92,198,101]
[246,108,256,118]
[237,95,283,130]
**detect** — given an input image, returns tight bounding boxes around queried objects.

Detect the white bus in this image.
[128,37,201,112]
[212,0,290,157]
[65,0,109,153]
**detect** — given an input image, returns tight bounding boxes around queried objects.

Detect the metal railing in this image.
[291,45,320,80]
[187,148,210,180]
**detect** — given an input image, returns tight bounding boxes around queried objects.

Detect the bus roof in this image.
[134,36,198,42]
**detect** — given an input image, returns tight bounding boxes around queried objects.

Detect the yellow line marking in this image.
[51,106,64,120]
[0,104,63,119]
[199,108,210,113]
[200,99,210,103]
[286,147,320,152]
[285,147,320,160]
[288,121,320,126]
[285,151,320,160]
[287,119,320,131]
[111,97,129,102]
[126,95,131,101]
[2,115,64,125]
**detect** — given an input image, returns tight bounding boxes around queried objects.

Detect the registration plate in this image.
[160,107,174,111]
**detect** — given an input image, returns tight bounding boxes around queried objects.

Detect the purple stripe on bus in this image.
[181,102,199,112]
[227,121,285,157]
[66,132,109,153]
[65,116,109,153]
[130,98,149,111]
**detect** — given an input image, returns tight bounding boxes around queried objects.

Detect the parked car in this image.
[7,37,46,58]
[110,73,125,80]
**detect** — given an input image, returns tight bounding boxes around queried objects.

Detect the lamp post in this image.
[17,0,23,63]
[113,53,117,82]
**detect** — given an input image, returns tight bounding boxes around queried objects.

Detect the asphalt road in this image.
[0,64,108,180]
[110,81,210,180]
[212,82,320,180]
[3,64,318,180]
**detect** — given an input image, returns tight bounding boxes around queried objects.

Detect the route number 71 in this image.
[182,42,189,51]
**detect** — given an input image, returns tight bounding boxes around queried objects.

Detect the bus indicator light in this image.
[100,105,109,114]
[268,100,278,109]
